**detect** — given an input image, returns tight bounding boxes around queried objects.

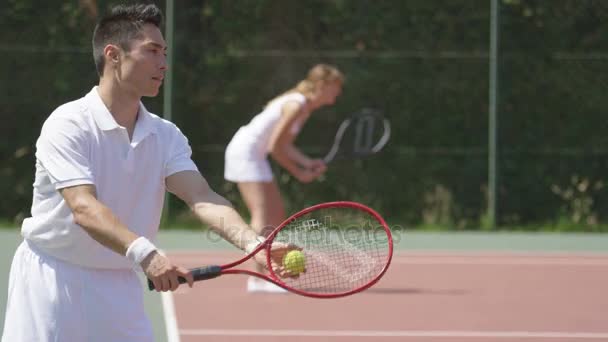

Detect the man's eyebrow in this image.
[144,42,167,50]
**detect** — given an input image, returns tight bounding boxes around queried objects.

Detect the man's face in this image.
[116,24,167,97]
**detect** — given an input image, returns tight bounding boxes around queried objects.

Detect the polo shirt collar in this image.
[132,103,157,144]
[86,87,157,140]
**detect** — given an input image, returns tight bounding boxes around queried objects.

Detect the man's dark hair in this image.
[92,3,163,76]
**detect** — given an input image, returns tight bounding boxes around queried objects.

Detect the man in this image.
[2,4,288,341]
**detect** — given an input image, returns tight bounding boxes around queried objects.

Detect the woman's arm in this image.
[267,101,324,181]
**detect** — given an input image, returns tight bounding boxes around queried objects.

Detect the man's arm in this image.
[165,170,260,251]
[166,170,297,277]
[60,185,139,254]
[60,184,193,292]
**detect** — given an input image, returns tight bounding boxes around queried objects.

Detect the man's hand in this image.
[253,242,303,278]
[142,251,194,292]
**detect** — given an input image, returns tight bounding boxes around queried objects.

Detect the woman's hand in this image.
[293,159,326,183]
[294,168,317,183]
[307,159,327,174]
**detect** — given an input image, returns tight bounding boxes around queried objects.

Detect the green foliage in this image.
[1,0,608,231]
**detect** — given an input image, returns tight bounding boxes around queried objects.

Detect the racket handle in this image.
[147,265,222,291]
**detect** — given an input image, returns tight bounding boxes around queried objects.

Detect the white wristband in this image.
[126,237,157,265]
[244,236,265,254]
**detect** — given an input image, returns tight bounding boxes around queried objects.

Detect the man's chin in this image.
[142,88,160,97]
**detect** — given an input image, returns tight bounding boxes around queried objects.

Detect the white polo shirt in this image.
[21,87,199,269]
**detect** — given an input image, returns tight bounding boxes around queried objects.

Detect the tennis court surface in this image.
[155,231,608,342]
[0,230,607,341]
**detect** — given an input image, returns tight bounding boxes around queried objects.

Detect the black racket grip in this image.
[147,265,222,291]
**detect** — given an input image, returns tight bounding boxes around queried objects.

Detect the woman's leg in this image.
[237,181,287,292]
[238,180,285,249]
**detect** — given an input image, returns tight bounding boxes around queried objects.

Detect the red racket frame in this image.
[149,201,393,299]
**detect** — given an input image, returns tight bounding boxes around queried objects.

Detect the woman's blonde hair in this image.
[293,63,344,96]
[268,64,344,106]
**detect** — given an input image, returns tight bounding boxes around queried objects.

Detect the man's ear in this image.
[103,44,121,65]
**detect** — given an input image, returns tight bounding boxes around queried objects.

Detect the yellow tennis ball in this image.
[283,250,306,275]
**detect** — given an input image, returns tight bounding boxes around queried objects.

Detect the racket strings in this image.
[344,112,390,156]
[274,208,390,294]
[323,109,390,163]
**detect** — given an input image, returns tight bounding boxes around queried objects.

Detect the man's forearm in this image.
[190,194,260,251]
[72,201,139,255]
[167,170,262,251]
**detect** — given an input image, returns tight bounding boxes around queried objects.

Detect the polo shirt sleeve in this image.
[164,124,199,178]
[36,117,94,190]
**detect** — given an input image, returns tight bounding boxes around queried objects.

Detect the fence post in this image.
[162,0,175,224]
[487,0,500,228]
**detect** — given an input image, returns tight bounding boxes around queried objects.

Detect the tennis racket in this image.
[323,108,391,164]
[148,201,393,299]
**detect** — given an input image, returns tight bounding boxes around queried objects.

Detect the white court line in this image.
[157,249,181,342]
[179,329,608,339]
[389,257,608,266]
[161,291,181,342]
[169,249,608,257]
[170,255,608,266]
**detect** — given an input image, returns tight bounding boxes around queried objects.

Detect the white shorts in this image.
[224,133,274,182]
[2,240,153,342]
[224,155,274,182]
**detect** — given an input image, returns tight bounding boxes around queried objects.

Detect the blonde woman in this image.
[224,64,344,293]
